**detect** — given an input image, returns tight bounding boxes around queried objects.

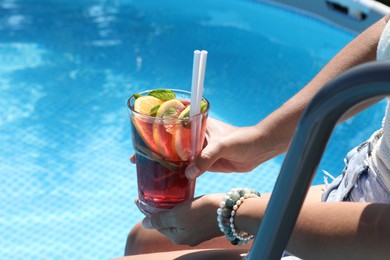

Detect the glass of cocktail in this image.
[128,89,209,214]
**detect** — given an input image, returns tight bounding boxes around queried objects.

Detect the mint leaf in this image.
[148,89,176,100]
[134,93,142,99]
[150,105,160,116]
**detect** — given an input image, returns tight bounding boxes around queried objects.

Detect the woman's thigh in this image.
[125,222,252,255]
[124,185,325,256]
[118,248,248,260]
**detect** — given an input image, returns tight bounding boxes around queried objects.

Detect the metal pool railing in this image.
[249,60,390,259]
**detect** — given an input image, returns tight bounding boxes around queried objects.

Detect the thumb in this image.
[141,215,154,229]
[142,214,163,229]
[142,213,172,230]
[185,144,219,179]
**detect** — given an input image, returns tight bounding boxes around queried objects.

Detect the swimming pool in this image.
[0,0,387,259]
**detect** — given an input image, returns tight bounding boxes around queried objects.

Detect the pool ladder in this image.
[248,60,390,259]
[264,0,390,34]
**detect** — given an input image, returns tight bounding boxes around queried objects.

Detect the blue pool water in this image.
[0,0,386,259]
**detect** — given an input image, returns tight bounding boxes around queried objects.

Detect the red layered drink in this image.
[128,89,209,214]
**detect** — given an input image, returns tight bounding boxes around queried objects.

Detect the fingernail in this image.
[185,164,200,179]
[142,217,152,229]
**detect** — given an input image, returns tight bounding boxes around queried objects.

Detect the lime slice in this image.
[156,99,185,118]
[153,99,185,160]
[178,106,191,118]
[177,101,207,120]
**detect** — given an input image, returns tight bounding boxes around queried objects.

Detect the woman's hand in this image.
[130,117,276,179]
[141,194,224,246]
[185,117,273,179]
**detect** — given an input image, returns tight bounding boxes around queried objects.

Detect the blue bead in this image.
[222,208,230,217]
[225,198,234,208]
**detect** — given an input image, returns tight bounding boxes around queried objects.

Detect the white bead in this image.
[218,188,259,245]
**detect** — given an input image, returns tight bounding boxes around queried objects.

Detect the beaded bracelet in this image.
[217,188,261,245]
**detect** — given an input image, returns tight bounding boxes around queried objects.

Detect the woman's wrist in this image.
[234,197,267,236]
[231,126,276,168]
[246,123,286,166]
[200,193,227,238]
[253,102,305,159]
[217,188,261,245]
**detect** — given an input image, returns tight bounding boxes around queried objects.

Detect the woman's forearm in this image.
[235,198,390,259]
[253,14,389,159]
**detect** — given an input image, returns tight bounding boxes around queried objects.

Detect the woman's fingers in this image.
[185,142,221,179]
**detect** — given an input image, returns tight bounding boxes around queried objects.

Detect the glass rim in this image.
[127,89,210,120]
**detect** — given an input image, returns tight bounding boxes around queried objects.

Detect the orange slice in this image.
[134,96,163,115]
[172,106,191,161]
[132,116,160,154]
[174,105,209,161]
[132,96,163,154]
[153,100,185,160]
[155,99,185,118]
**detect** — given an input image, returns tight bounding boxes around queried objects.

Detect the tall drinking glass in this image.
[128,89,209,214]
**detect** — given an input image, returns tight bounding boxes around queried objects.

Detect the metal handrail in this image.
[249,60,390,259]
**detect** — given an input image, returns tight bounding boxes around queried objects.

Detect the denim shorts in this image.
[322,130,390,203]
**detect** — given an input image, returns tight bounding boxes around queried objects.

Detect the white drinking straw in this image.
[190,50,208,160]
[196,50,207,113]
[190,50,201,117]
